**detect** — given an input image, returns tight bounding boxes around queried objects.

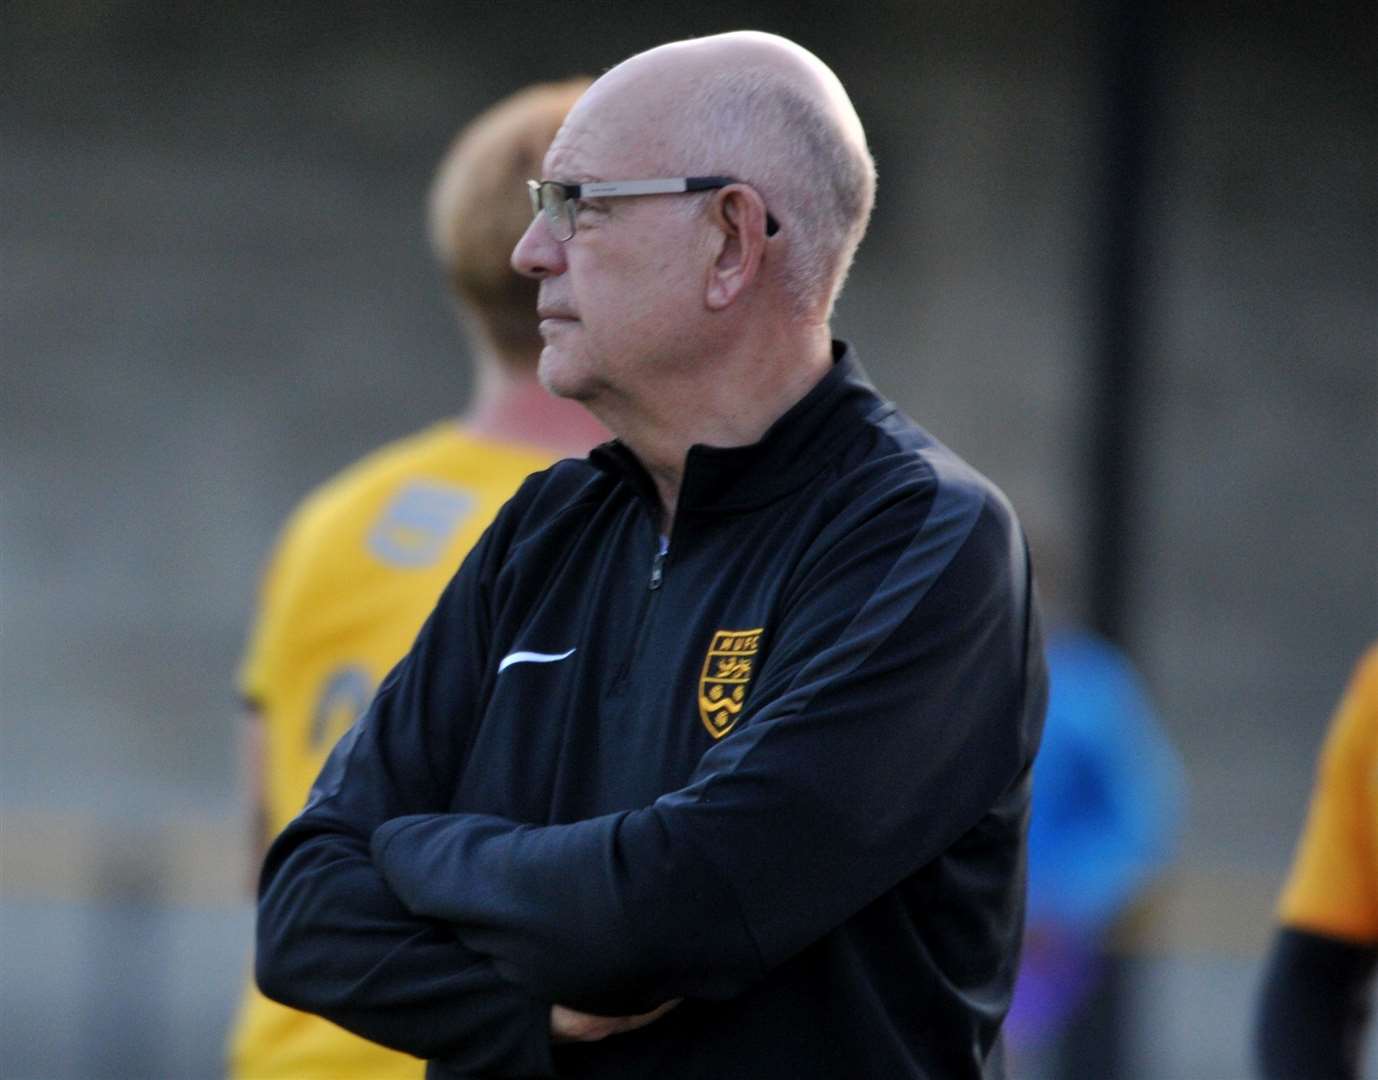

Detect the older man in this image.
[257,32,1046,1080]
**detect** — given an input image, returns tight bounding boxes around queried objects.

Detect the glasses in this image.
[526,176,780,242]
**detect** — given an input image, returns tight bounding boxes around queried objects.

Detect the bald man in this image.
[257,32,1046,1079]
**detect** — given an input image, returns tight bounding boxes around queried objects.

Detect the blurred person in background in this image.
[1255,642,1378,1079]
[255,31,1046,1079]
[1006,528,1186,1079]
[227,78,606,1080]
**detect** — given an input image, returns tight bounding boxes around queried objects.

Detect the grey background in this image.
[2,3,1374,1077]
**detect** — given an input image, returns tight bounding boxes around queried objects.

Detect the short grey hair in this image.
[664,68,877,316]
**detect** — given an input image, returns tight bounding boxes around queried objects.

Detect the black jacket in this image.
[257,345,1047,1079]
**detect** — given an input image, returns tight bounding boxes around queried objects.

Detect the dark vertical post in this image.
[1060,4,1165,1079]
[1086,3,1161,643]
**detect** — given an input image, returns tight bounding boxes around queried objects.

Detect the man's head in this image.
[512,32,875,404]
[429,77,591,362]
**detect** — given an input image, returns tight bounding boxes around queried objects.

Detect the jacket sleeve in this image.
[370,465,1045,1012]
[1254,926,1377,1079]
[254,507,556,1077]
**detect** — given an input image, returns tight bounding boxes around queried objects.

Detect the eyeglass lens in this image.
[532,183,574,241]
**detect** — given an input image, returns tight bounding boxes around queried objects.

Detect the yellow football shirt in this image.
[1278,643,1378,944]
[229,423,556,1080]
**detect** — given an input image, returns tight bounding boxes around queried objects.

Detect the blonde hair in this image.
[428,78,591,358]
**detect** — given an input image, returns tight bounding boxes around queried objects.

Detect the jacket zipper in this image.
[648,541,667,590]
[613,535,669,690]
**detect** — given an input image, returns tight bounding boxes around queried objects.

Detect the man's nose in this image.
[511,215,566,279]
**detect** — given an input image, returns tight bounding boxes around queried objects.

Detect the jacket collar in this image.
[590,341,889,515]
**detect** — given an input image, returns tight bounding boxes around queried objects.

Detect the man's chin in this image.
[538,350,598,402]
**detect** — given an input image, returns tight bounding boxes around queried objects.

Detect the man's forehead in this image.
[542,80,677,181]
[542,125,600,181]
[545,132,643,183]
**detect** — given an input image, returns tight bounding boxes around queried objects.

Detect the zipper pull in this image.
[649,538,668,590]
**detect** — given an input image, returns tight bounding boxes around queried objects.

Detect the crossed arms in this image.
[256,479,1040,1075]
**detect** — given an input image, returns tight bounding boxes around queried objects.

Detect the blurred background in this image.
[2,2,1373,1077]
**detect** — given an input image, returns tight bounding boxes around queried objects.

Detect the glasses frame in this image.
[526,176,779,241]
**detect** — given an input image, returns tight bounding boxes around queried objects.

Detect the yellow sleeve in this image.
[1278,644,1378,943]
[238,529,294,708]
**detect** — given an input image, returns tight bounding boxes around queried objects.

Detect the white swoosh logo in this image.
[497,648,576,674]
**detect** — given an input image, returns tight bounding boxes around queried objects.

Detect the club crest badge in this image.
[699,627,763,739]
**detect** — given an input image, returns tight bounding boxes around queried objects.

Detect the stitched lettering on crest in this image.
[698,628,763,739]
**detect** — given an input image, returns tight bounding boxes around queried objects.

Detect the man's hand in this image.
[549,999,681,1043]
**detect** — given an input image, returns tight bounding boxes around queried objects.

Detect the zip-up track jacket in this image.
[257,346,1048,1079]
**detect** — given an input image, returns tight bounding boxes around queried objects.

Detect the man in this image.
[257,31,1046,1079]
[229,79,606,1080]
[1255,643,1378,1079]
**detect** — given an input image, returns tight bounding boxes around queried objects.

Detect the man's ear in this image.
[704,186,769,311]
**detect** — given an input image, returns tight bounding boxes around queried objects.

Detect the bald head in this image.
[555,32,876,316]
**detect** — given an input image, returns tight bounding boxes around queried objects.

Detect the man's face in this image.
[511,105,711,405]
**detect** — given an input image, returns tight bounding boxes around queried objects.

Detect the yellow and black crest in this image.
[698,628,763,739]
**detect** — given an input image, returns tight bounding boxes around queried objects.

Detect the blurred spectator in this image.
[227,78,605,1080]
[1007,533,1186,1076]
[1255,642,1378,1079]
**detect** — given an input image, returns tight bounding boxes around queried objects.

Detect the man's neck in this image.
[463,357,610,458]
[599,328,834,534]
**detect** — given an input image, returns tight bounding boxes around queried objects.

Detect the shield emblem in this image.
[698,628,763,739]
